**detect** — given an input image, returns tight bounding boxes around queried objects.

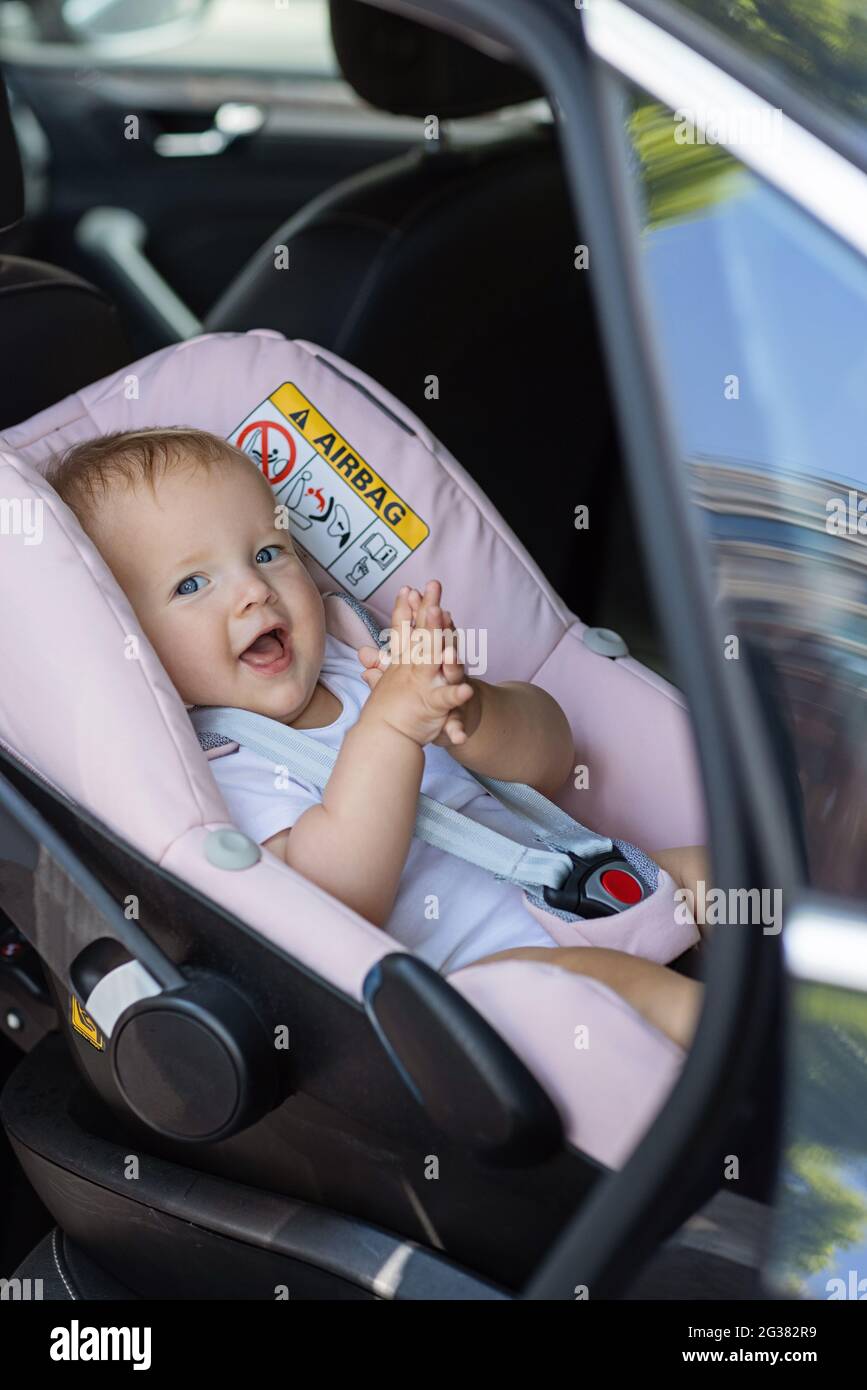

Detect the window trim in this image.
[785,895,867,992]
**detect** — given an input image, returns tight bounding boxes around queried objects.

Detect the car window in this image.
[616,80,867,901]
[0,0,337,75]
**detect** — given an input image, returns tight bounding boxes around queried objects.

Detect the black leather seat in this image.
[206,0,619,620]
[0,78,131,432]
[12,1228,139,1301]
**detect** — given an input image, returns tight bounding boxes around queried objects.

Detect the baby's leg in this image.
[654,845,713,940]
[457,945,703,1050]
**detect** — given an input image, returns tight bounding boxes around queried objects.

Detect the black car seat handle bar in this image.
[0,767,183,1035]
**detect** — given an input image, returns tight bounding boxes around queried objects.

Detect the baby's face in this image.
[88,455,327,723]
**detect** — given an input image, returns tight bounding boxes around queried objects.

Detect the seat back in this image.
[205,3,616,619]
[0,77,132,430]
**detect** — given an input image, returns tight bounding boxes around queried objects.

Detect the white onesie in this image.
[208,633,560,974]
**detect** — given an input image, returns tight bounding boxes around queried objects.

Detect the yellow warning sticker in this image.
[228,383,429,600]
[71,996,105,1051]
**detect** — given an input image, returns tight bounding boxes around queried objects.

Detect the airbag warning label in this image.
[229,383,429,599]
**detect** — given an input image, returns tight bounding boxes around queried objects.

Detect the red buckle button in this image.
[600,869,642,905]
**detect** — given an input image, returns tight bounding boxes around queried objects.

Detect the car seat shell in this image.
[0,328,705,1172]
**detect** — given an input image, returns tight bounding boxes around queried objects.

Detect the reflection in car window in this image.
[622,89,867,900]
[671,0,867,137]
[0,0,337,75]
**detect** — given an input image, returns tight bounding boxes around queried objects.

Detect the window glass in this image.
[620,85,867,899]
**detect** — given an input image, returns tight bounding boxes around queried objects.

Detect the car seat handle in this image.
[363,953,563,1166]
[0,761,283,1142]
[0,765,183,1032]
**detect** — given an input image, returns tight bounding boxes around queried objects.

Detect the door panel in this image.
[5,61,421,321]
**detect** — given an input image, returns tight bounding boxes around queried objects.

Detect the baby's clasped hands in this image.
[356,580,476,748]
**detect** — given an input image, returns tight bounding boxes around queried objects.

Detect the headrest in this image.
[328,0,541,118]
[0,329,572,862]
[0,77,25,232]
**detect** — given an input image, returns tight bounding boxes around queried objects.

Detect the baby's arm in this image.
[269,714,423,929]
[264,587,474,929]
[443,677,574,799]
[359,581,574,799]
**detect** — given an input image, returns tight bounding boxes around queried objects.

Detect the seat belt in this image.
[190,705,657,919]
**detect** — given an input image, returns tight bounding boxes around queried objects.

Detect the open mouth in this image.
[238,626,292,675]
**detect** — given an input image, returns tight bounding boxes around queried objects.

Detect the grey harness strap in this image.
[190,593,658,915]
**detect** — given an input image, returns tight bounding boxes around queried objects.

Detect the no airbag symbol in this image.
[237,420,297,484]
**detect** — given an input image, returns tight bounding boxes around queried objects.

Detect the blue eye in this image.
[256,545,282,565]
[176,574,207,597]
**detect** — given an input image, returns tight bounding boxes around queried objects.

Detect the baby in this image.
[47,426,706,1048]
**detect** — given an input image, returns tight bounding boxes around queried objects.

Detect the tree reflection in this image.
[628,100,744,231]
[677,0,867,125]
[774,986,867,1283]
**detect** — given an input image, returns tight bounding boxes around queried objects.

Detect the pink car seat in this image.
[0,329,708,1297]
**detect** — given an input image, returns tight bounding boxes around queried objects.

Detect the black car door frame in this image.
[373,0,813,1298]
[586,0,867,1305]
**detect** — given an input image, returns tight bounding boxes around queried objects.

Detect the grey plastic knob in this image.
[205,828,261,870]
[582,627,629,659]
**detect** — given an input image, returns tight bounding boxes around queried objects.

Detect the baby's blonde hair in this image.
[46,426,261,528]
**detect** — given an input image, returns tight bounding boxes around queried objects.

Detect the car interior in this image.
[0,0,779,1300]
[1,0,661,674]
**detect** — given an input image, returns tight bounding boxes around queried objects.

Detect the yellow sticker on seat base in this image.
[71,996,104,1050]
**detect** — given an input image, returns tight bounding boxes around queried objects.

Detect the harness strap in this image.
[190,591,659,916]
[190,705,579,899]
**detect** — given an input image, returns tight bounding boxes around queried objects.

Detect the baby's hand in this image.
[357,580,474,748]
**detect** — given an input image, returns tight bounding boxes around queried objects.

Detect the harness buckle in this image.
[543,851,649,918]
